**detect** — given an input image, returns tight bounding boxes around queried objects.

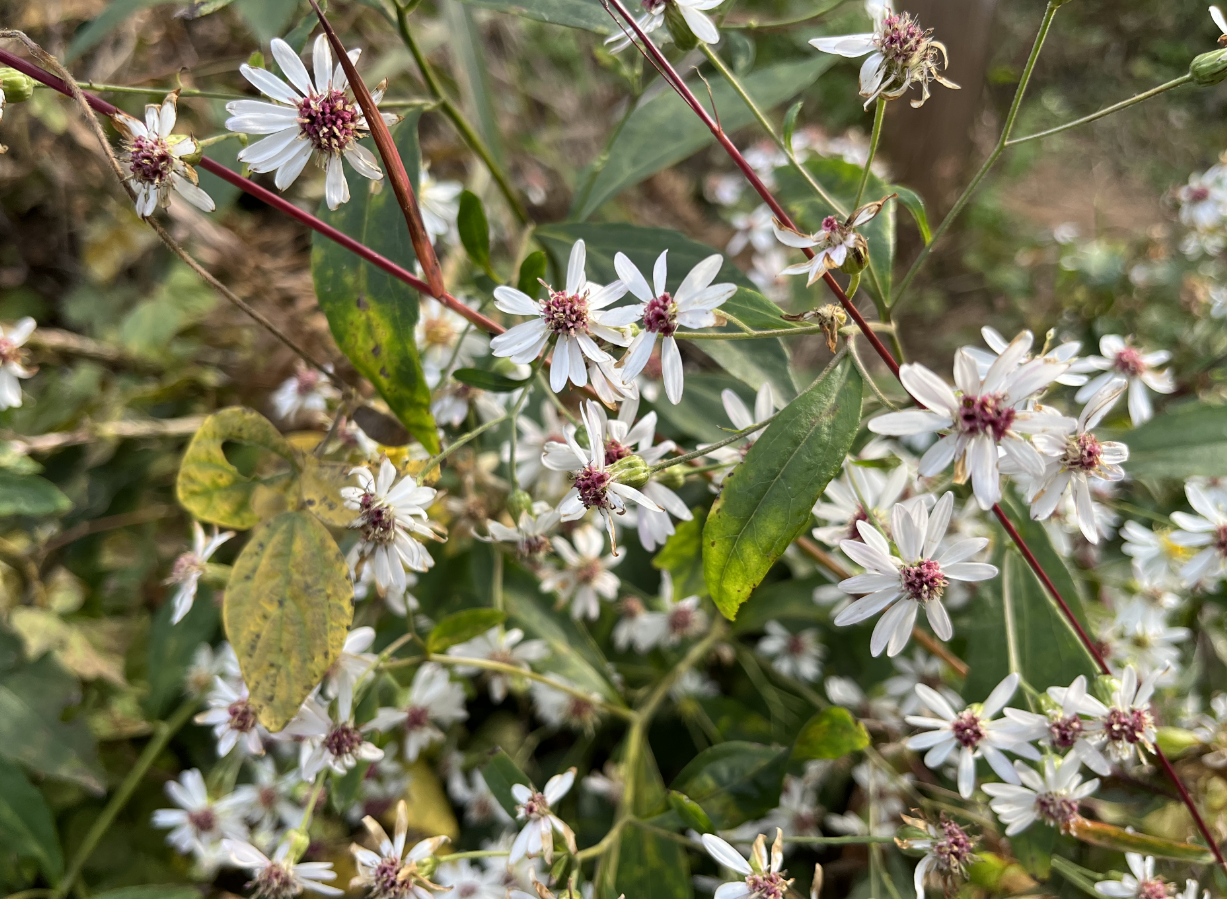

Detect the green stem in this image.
[847,337,899,410]
[422,413,510,472]
[675,324,826,340]
[438,849,509,861]
[54,699,197,899]
[853,96,886,209]
[636,621,726,719]
[892,1,1060,313]
[396,6,530,224]
[647,413,777,472]
[537,369,580,425]
[1005,74,1192,147]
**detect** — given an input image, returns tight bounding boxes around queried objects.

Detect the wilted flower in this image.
[509,769,577,866]
[902,814,977,899]
[771,198,890,284]
[166,521,234,624]
[111,92,214,218]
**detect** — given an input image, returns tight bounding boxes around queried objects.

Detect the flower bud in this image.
[839,233,870,275]
[1191,48,1227,86]
[283,828,311,862]
[655,464,686,490]
[0,69,35,105]
[1093,674,1119,705]
[608,454,650,490]
[416,855,439,880]
[507,488,534,520]
[664,1,700,51]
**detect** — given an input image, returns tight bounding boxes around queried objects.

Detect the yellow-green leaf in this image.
[224,511,353,731]
[792,706,869,761]
[176,407,299,530]
[1069,818,1214,863]
[297,454,357,528]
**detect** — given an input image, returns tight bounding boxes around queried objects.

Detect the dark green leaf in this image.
[458,0,613,33]
[144,582,220,718]
[452,368,530,392]
[668,790,714,833]
[517,251,548,298]
[670,741,789,829]
[1109,401,1227,478]
[481,748,533,818]
[1010,826,1054,879]
[458,190,494,276]
[1051,857,1105,899]
[893,185,931,244]
[0,758,63,881]
[427,608,507,653]
[783,101,803,153]
[0,471,71,517]
[792,707,869,761]
[311,115,439,453]
[600,822,693,899]
[534,222,796,400]
[653,373,754,445]
[694,696,774,743]
[91,887,201,899]
[652,509,708,600]
[703,357,862,619]
[575,57,834,219]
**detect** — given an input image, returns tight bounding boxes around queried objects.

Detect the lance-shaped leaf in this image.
[792,706,869,761]
[1108,401,1227,478]
[224,511,353,731]
[670,741,789,830]
[0,471,71,517]
[312,114,440,453]
[176,407,299,530]
[0,758,64,881]
[481,748,533,818]
[1069,818,1214,863]
[703,357,862,619]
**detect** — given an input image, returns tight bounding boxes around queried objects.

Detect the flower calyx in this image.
[608,454,651,490]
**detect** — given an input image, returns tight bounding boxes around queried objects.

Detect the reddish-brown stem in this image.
[599,0,1225,867]
[0,46,505,338]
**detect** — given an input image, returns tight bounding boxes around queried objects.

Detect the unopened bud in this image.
[0,69,35,105]
[507,488,534,520]
[655,464,686,490]
[839,233,870,276]
[1036,692,1062,716]
[664,1,699,50]
[1192,48,1227,86]
[416,855,439,880]
[608,454,650,490]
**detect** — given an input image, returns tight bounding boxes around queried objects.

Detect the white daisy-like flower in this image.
[1100,597,1189,682]
[166,521,235,625]
[613,570,707,652]
[184,641,240,697]
[1177,158,1227,231]
[540,401,662,545]
[350,800,449,899]
[1120,521,1185,588]
[447,626,549,702]
[111,92,214,218]
[1025,380,1129,544]
[835,492,997,657]
[539,522,622,620]
[225,836,342,898]
[365,662,468,762]
[1083,663,1162,764]
[225,34,400,210]
[809,4,958,108]
[982,753,1098,836]
[271,364,340,422]
[1176,879,1210,899]
[905,815,977,899]
[416,304,488,388]
[999,675,1112,777]
[448,766,513,826]
[419,163,463,244]
[1095,856,1172,899]
[482,505,561,563]
[230,757,303,831]
[905,673,1037,799]
[284,692,384,780]
[489,240,636,393]
[727,204,776,255]
[771,199,887,285]
[530,676,604,732]
[434,858,505,899]
[703,383,780,483]
[868,331,1075,509]
[614,251,737,403]
[194,676,266,757]
[323,626,378,712]
[151,768,248,864]
[812,461,910,546]
[757,621,824,682]
[1169,482,1227,586]
[432,382,507,429]
[701,829,793,899]
[965,325,1087,388]
[1072,335,1175,426]
[0,317,35,410]
[342,458,442,594]
[508,769,578,866]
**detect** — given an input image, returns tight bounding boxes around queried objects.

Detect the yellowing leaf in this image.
[224,511,353,731]
[400,758,459,841]
[176,407,300,530]
[1069,818,1214,863]
[297,455,358,528]
[9,608,127,686]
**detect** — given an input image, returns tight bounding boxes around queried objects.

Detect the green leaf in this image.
[144,581,220,718]
[703,357,862,619]
[0,471,71,517]
[792,706,869,761]
[534,222,796,400]
[893,185,931,245]
[1109,401,1227,478]
[481,748,533,818]
[426,608,507,653]
[224,511,353,731]
[458,0,613,33]
[452,368,530,392]
[575,57,834,220]
[601,822,693,899]
[517,250,548,298]
[671,742,789,829]
[0,651,104,792]
[652,508,707,599]
[1010,826,1054,879]
[312,114,439,454]
[458,190,495,277]
[91,887,201,899]
[176,407,300,530]
[178,0,238,18]
[1069,818,1214,863]
[668,789,715,833]
[783,101,803,153]
[653,373,753,444]
[0,758,63,881]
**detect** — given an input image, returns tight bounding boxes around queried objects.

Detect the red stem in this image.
[598,0,1225,867]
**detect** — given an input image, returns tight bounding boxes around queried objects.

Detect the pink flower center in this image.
[296,368,322,395]
[404,705,431,730]
[323,722,364,758]
[821,215,840,233]
[950,710,985,748]
[1047,713,1083,750]
[1062,432,1103,473]
[187,807,217,834]
[228,698,257,733]
[371,856,405,899]
[1113,346,1146,377]
[1035,791,1079,830]
[643,292,678,337]
[1138,881,1171,899]
[356,495,397,545]
[622,596,645,618]
[1188,185,1211,203]
[577,559,603,585]
[957,393,1016,441]
[670,605,696,636]
[251,862,298,899]
[296,88,361,155]
[642,0,666,11]
[258,785,279,810]
[746,872,789,899]
[900,558,947,603]
[521,791,551,818]
[605,438,633,465]
[934,819,974,869]
[575,464,612,510]
[876,12,926,62]
[542,289,590,336]
[1103,707,1149,744]
[786,634,808,656]
[0,337,21,366]
[129,134,175,184]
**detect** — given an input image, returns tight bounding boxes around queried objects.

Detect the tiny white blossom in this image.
[509,769,577,866]
[271,364,339,422]
[342,458,442,594]
[1095,854,1172,899]
[728,204,776,255]
[1100,597,1189,681]
[365,662,468,761]
[757,621,824,682]
[0,317,35,410]
[284,692,383,780]
[482,506,561,563]
[982,753,1098,836]
[771,199,887,285]
[883,649,960,716]
[539,523,622,620]
[448,626,549,702]
[812,461,910,546]
[701,829,793,899]
[194,676,266,757]
[419,163,462,244]
[530,677,604,732]
[111,92,214,218]
[350,799,449,899]
[1120,521,1185,588]
[1169,482,1227,586]
[1000,675,1112,777]
[417,304,489,388]
[435,858,505,899]
[225,836,342,898]
[1072,335,1175,426]
[230,757,303,831]
[166,521,234,624]
[151,768,248,869]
